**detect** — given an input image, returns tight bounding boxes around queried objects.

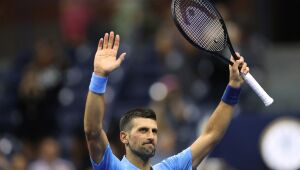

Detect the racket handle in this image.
[242,73,274,106]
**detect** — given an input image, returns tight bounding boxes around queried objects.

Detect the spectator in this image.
[29,137,75,170]
[9,153,28,170]
[0,152,9,170]
[18,38,63,140]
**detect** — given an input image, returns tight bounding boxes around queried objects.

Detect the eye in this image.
[152,129,158,134]
[139,128,148,133]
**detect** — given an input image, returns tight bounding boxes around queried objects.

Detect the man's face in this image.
[124,118,158,160]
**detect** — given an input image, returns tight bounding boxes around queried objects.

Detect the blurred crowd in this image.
[0,0,268,169]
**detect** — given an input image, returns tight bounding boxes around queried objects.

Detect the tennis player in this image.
[84,31,249,170]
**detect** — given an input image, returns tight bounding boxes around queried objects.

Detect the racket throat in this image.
[228,42,239,60]
[219,19,240,61]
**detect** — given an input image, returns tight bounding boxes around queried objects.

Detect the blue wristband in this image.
[89,73,108,94]
[221,85,241,105]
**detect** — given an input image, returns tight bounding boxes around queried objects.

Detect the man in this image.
[84,31,249,170]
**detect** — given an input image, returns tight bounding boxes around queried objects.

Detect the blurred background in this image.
[0,0,300,170]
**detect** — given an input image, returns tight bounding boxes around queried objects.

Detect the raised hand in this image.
[94,31,126,77]
[229,53,249,88]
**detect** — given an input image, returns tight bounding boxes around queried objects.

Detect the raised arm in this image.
[84,32,126,163]
[190,53,249,168]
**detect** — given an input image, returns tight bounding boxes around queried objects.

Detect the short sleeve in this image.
[153,147,192,170]
[90,145,122,170]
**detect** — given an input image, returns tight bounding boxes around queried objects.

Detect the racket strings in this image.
[174,0,226,52]
[204,19,224,50]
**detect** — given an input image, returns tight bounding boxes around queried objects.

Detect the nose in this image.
[147,131,155,139]
[145,130,156,140]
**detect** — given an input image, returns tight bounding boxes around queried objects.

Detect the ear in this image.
[120,131,129,145]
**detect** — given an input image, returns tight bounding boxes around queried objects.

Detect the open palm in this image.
[94,32,126,77]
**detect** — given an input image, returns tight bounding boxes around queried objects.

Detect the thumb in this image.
[116,53,126,65]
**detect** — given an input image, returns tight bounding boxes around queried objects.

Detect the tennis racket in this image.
[171,0,273,106]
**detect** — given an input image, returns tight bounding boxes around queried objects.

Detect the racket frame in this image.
[171,0,274,106]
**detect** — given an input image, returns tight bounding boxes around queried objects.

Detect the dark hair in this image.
[119,108,156,131]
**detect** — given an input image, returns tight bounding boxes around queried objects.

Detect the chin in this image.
[146,148,156,157]
[140,147,155,158]
[129,144,156,159]
[145,152,155,158]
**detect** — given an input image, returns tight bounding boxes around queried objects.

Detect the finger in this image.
[242,62,247,70]
[103,33,109,49]
[231,52,242,62]
[98,38,103,50]
[232,57,242,71]
[242,67,249,75]
[229,55,234,67]
[116,52,126,65]
[235,56,244,63]
[230,52,241,62]
[235,57,244,70]
[230,56,234,63]
[113,34,120,50]
[245,67,250,74]
[239,56,244,62]
[108,31,114,49]
[229,56,235,72]
[241,63,249,74]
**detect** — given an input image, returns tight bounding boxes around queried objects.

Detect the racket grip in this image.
[242,73,274,106]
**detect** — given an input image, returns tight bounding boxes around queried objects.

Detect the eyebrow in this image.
[138,127,158,131]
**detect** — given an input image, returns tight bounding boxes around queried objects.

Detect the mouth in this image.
[144,143,153,145]
[144,143,155,147]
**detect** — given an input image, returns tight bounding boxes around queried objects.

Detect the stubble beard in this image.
[128,143,156,162]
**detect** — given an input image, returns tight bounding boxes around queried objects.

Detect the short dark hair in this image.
[119,108,156,131]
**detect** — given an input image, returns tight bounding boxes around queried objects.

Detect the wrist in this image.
[94,70,108,77]
[228,81,241,88]
[221,85,241,105]
[89,73,108,94]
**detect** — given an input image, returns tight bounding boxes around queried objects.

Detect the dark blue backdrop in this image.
[210,113,300,170]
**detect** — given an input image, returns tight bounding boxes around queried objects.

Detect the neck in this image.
[126,149,151,170]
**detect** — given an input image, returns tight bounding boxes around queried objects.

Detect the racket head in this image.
[171,0,234,63]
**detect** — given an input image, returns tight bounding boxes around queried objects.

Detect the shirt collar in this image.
[121,156,141,170]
